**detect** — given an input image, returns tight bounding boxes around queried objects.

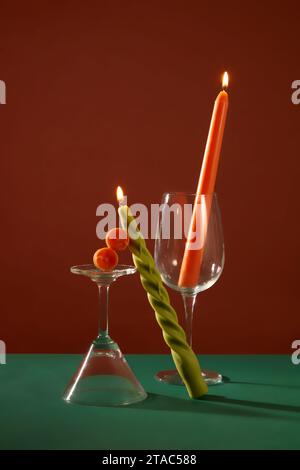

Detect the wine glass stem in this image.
[97,284,110,342]
[182,293,197,347]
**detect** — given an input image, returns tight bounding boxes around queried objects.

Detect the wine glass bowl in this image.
[155,192,224,295]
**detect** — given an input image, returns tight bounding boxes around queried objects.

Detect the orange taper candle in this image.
[178,72,229,288]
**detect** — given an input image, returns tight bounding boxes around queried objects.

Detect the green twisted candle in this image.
[118,204,208,398]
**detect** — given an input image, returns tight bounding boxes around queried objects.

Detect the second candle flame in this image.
[116,186,125,203]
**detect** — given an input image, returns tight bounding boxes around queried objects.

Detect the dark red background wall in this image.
[1,0,299,354]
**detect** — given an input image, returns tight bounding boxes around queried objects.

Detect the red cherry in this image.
[93,247,118,271]
[106,228,129,252]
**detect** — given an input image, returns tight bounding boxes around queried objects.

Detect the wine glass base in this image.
[155,369,223,386]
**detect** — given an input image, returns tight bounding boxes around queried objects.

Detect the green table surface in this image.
[0,354,299,450]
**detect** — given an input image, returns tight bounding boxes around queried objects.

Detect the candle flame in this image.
[222,71,229,89]
[116,186,124,202]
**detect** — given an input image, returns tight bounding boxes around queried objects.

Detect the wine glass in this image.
[154,192,225,385]
[63,264,147,406]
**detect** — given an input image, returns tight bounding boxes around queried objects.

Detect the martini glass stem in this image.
[182,293,197,347]
[94,283,114,347]
[98,284,109,338]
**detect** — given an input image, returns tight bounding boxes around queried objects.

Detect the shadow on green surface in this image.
[129,392,300,419]
[223,376,300,390]
[204,395,300,414]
